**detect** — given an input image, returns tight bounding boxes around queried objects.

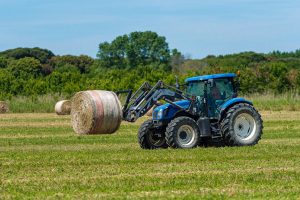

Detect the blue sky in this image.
[0,0,299,58]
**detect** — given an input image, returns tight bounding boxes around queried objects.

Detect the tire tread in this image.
[165,116,199,148]
[221,103,263,146]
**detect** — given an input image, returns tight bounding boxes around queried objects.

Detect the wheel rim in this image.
[148,131,165,147]
[176,125,196,147]
[234,113,257,140]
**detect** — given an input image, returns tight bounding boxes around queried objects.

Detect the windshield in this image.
[186,81,205,97]
[186,78,234,99]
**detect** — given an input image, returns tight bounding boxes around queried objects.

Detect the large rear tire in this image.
[165,116,200,148]
[138,119,168,149]
[221,103,263,146]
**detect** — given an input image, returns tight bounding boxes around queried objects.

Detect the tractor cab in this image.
[185,73,238,118]
[152,73,242,121]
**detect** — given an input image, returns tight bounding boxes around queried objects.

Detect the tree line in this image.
[0,31,300,100]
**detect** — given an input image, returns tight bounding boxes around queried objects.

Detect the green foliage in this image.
[8,57,43,79]
[0,32,299,101]
[97,31,171,69]
[0,57,9,68]
[1,53,300,100]
[201,51,267,68]
[0,69,14,98]
[171,48,185,74]
[0,47,54,63]
[270,49,300,58]
[50,55,94,73]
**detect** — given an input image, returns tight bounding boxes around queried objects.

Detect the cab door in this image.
[208,78,235,118]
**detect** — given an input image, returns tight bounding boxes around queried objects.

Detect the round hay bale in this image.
[71,90,122,135]
[55,100,71,115]
[0,101,9,113]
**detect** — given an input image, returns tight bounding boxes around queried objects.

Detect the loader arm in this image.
[117,80,196,122]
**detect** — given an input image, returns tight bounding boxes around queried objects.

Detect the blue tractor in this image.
[118,73,263,149]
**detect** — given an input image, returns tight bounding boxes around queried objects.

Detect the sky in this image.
[0,0,300,58]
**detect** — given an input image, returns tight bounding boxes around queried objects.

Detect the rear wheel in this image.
[165,116,200,148]
[138,119,168,149]
[221,103,263,146]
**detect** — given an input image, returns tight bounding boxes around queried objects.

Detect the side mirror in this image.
[208,79,215,88]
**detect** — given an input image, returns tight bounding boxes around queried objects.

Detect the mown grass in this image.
[1,111,300,199]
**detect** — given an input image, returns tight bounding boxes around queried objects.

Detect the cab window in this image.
[186,81,205,97]
[210,78,234,100]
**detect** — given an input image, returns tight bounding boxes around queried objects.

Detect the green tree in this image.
[0,69,14,96]
[46,71,85,94]
[171,49,185,73]
[50,55,94,73]
[0,57,8,68]
[0,47,54,63]
[8,57,43,79]
[97,31,171,69]
[97,35,129,68]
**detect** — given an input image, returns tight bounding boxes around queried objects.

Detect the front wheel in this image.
[138,120,168,149]
[165,116,200,148]
[221,103,263,146]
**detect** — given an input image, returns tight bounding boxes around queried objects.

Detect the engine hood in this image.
[154,100,191,112]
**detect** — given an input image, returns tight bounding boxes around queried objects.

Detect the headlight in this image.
[156,109,164,119]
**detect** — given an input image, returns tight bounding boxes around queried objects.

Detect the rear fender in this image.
[219,98,253,121]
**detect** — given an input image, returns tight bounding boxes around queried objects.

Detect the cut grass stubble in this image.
[1,111,300,199]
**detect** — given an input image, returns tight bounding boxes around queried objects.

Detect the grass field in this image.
[1,111,300,199]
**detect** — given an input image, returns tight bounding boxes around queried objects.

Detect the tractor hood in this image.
[154,100,191,111]
[152,100,191,120]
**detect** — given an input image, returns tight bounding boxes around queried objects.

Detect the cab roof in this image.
[185,73,236,83]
